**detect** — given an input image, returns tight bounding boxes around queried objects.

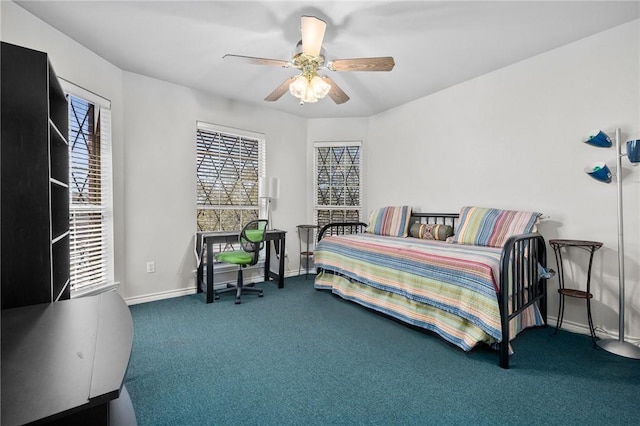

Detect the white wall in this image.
[4,0,639,339]
[121,72,307,302]
[1,1,127,298]
[361,20,640,339]
[1,1,309,304]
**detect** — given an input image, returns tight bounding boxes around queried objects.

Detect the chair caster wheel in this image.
[235,299,241,304]
[259,294,264,297]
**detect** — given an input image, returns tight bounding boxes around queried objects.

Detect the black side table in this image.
[549,239,603,346]
[297,225,318,279]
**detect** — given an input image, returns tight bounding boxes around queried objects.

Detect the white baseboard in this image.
[548,315,640,344]
[125,268,306,306]
[548,315,592,336]
[125,287,197,305]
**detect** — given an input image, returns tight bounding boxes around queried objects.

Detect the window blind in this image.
[63,79,114,296]
[196,121,266,234]
[314,141,362,229]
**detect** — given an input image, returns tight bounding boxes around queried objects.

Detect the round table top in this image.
[549,239,603,249]
[297,224,319,229]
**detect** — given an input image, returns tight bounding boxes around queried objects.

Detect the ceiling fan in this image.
[223,16,395,105]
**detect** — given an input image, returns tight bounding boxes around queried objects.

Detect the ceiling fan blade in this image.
[328,57,395,72]
[223,54,289,68]
[321,76,350,104]
[264,77,297,102]
[301,16,326,57]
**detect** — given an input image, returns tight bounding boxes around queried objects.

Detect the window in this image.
[314,141,362,229]
[63,81,114,296]
[196,122,265,234]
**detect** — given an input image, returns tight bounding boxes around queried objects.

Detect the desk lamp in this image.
[259,177,280,230]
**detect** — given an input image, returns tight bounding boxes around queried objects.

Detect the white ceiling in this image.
[15,1,640,119]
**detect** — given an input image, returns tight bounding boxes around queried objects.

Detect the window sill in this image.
[71,282,120,299]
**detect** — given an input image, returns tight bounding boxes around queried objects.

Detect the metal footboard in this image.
[498,233,548,368]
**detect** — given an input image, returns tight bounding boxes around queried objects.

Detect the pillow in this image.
[452,206,541,248]
[409,223,454,241]
[366,206,412,237]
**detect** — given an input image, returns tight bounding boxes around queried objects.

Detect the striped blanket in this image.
[314,233,542,351]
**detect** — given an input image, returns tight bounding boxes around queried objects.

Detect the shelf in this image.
[51,182,69,238]
[558,288,593,299]
[48,63,68,133]
[50,120,69,185]
[50,177,69,188]
[55,279,70,302]
[52,230,70,245]
[52,233,70,301]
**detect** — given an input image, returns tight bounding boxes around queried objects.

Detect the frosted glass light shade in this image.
[289,74,330,104]
[310,75,331,98]
[289,76,308,99]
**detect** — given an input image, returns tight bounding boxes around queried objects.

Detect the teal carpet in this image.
[124,276,640,425]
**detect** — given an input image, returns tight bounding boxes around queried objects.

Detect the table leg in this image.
[278,234,286,288]
[586,247,597,347]
[197,258,203,294]
[553,247,564,334]
[264,240,271,282]
[206,240,214,303]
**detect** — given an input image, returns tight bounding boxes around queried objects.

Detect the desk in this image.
[1,291,134,425]
[549,239,602,346]
[196,229,287,303]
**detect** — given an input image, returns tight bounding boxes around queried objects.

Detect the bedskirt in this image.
[314,233,544,351]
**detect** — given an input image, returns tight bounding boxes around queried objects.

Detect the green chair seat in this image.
[215,250,254,265]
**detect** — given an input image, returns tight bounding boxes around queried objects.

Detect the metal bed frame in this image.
[317,212,548,369]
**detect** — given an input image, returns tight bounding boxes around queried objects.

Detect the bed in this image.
[314,207,549,369]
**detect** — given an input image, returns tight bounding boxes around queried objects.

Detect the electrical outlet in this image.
[146,261,156,273]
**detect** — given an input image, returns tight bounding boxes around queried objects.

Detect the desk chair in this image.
[214,219,268,304]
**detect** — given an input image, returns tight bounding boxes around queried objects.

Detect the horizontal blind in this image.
[196,122,265,233]
[314,141,362,228]
[68,94,113,294]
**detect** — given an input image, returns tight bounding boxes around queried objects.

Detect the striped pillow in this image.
[452,206,540,248]
[366,206,412,237]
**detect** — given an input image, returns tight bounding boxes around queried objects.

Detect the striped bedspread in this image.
[314,233,542,351]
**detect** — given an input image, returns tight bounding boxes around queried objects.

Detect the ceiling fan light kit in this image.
[223,15,395,105]
[289,74,331,104]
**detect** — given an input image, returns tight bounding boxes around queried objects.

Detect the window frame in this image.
[61,79,115,297]
[196,121,266,252]
[313,141,362,229]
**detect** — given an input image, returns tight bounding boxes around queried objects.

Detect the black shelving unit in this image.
[1,42,70,309]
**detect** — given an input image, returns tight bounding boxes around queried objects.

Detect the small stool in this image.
[549,239,602,346]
